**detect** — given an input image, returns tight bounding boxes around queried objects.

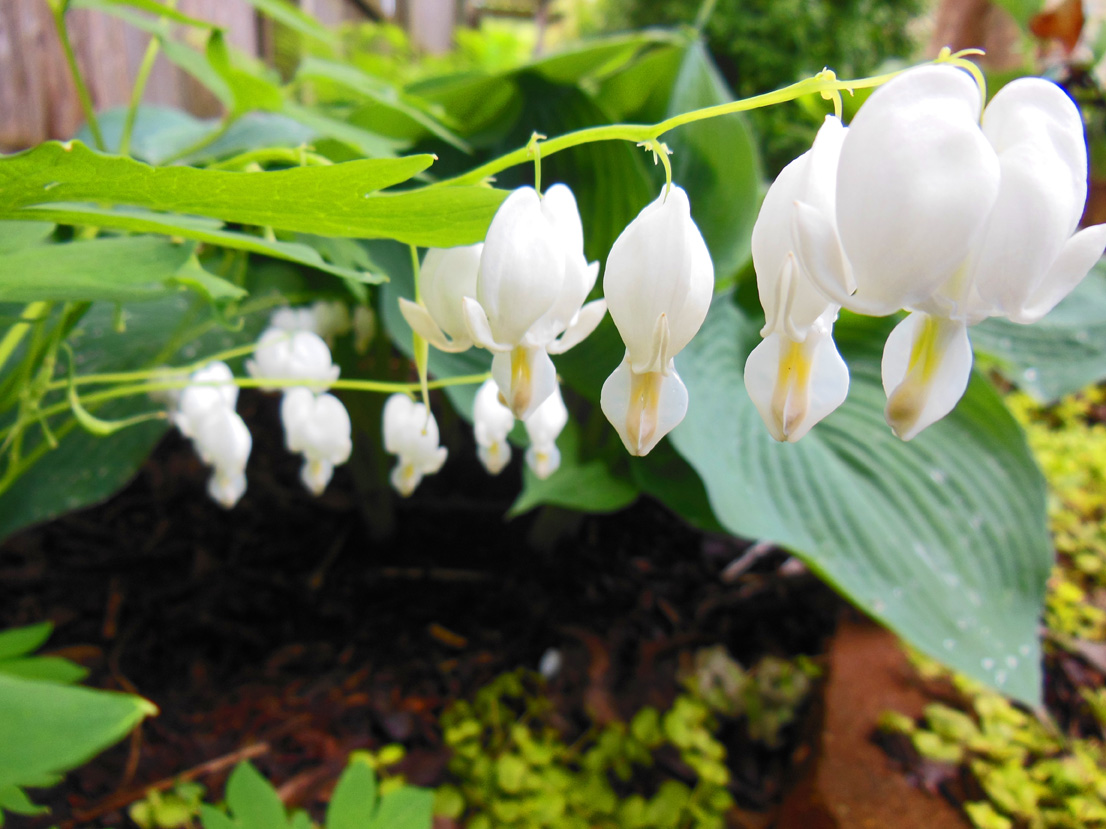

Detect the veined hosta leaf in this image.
[0,236,192,302]
[8,205,381,283]
[670,300,1051,704]
[972,265,1106,402]
[0,142,504,247]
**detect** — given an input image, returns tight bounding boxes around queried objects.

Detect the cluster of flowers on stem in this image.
[745,65,1106,442]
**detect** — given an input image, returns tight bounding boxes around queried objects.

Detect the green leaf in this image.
[199,804,238,829]
[69,0,216,29]
[0,142,503,247]
[171,258,249,302]
[225,762,288,829]
[0,221,54,253]
[0,656,88,685]
[0,624,53,660]
[298,58,469,151]
[0,784,48,817]
[326,758,377,829]
[971,266,1106,402]
[508,422,639,518]
[0,236,193,302]
[0,673,155,815]
[664,41,762,284]
[369,787,434,829]
[12,205,380,283]
[528,31,680,85]
[281,101,403,158]
[670,300,1050,703]
[989,0,1044,26]
[206,30,285,115]
[241,0,337,49]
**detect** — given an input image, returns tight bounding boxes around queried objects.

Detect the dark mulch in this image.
[0,391,842,828]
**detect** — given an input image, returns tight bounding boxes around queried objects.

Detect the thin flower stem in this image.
[42,342,261,391]
[119,40,162,158]
[436,61,939,188]
[0,302,50,378]
[52,6,106,151]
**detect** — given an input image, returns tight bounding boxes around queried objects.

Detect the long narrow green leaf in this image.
[0,236,193,302]
[242,0,337,49]
[69,0,216,29]
[5,206,383,283]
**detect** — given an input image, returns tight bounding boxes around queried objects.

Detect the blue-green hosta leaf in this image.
[0,142,506,246]
[0,236,193,302]
[670,300,1051,703]
[972,266,1106,402]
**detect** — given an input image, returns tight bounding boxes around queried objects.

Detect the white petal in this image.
[462,297,512,352]
[836,65,1000,313]
[1015,223,1106,323]
[548,298,607,355]
[743,328,849,443]
[600,354,689,456]
[541,183,585,257]
[300,458,335,495]
[525,443,562,479]
[491,346,558,420]
[399,297,472,353]
[420,243,483,345]
[522,383,568,446]
[208,470,247,508]
[478,440,512,475]
[478,187,565,345]
[790,201,856,309]
[280,387,316,453]
[882,313,973,441]
[604,186,714,369]
[753,116,845,337]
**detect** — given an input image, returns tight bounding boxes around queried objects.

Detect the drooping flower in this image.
[382,393,448,496]
[473,378,515,475]
[744,116,850,443]
[878,75,1106,439]
[462,185,606,419]
[174,361,238,439]
[398,243,483,353]
[600,185,713,456]
[246,328,340,393]
[189,405,252,509]
[523,383,568,479]
[281,388,353,495]
[792,65,1002,317]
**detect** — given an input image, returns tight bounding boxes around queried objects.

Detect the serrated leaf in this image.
[326,759,377,829]
[225,762,288,829]
[0,142,504,247]
[0,236,193,302]
[670,300,1050,703]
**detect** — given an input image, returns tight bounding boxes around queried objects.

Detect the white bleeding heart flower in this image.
[281,388,353,495]
[745,115,850,443]
[270,301,351,345]
[189,405,251,509]
[792,65,1002,317]
[473,378,515,475]
[269,306,317,334]
[880,76,1106,439]
[382,393,448,497]
[174,361,238,439]
[600,185,713,456]
[399,243,483,353]
[246,328,340,393]
[462,185,606,419]
[523,383,568,480]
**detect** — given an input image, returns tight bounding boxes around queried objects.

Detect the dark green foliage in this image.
[595,0,923,174]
